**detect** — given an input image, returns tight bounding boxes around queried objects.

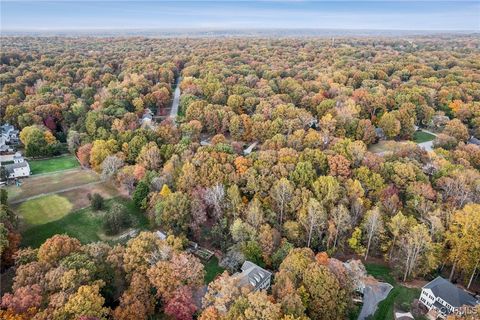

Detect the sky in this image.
[1,1,479,32]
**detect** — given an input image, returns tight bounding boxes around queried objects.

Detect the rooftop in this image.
[235,261,272,290]
[423,276,478,308]
[468,136,480,146]
[4,161,29,174]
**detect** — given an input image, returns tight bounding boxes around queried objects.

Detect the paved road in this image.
[358,282,393,320]
[170,76,182,119]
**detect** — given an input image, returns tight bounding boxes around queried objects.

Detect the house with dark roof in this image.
[419,276,478,318]
[1,152,30,179]
[0,123,19,154]
[468,136,480,146]
[233,261,272,291]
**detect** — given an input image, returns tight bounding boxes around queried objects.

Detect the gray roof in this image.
[4,161,29,173]
[154,230,167,240]
[468,137,480,146]
[423,277,478,308]
[236,261,272,290]
[1,124,14,134]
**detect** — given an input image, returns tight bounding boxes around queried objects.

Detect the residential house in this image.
[233,261,272,291]
[0,136,13,153]
[375,127,386,141]
[1,152,30,179]
[1,123,19,143]
[0,123,19,153]
[419,276,478,319]
[468,136,480,146]
[243,142,258,156]
[154,230,167,240]
[140,108,154,128]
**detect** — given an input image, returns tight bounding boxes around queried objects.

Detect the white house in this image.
[140,108,154,129]
[243,142,258,156]
[419,276,478,318]
[234,261,272,291]
[154,230,167,240]
[0,123,19,153]
[1,152,30,179]
[0,136,13,153]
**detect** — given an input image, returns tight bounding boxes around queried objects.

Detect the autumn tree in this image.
[362,207,384,260]
[446,204,480,288]
[155,192,191,234]
[61,283,109,319]
[303,263,348,320]
[38,234,81,265]
[164,286,197,320]
[378,112,400,139]
[270,178,294,225]
[398,223,437,282]
[136,141,162,171]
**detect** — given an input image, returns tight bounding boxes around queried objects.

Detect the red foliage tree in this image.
[164,286,197,320]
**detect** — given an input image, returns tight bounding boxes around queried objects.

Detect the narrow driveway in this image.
[170,76,182,119]
[417,129,438,152]
[358,282,393,320]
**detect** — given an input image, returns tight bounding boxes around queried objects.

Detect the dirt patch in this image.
[5,169,100,203]
[402,279,428,289]
[58,182,120,210]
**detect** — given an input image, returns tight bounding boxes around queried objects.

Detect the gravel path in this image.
[417,129,438,152]
[358,282,394,320]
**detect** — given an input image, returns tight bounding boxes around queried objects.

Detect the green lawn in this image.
[365,263,396,285]
[18,194,73,226]
[365,263,421,320]
[413,131,436,143]
[21,197,149,248]
[29,155,79,175]
[203,256,224,284]
[348,304,362,320]
[372,285,421,320]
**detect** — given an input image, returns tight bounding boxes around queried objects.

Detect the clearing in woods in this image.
[28,155,80,175]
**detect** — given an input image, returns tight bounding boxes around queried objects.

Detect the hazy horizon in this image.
[1,1,479,32]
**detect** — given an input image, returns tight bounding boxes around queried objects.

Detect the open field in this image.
[365,263,421,320]
[29,155,79,175]
[21,197,149,248]
[5,169,100,203]
[18,194,73,226]
[413,131,436,143]
[368,140,411,154]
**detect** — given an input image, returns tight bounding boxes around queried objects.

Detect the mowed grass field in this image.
[365,263,421,320]
[20,197,148,248]
[28,155,79,175]
[18,194,73,226]
[413,131,436,143]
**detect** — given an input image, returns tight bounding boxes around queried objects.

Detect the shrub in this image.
[103,203,131,235]
[90,193,104,211]
[132,180,149,208]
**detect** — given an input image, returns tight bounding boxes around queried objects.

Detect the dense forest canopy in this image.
[1,35,480,320]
